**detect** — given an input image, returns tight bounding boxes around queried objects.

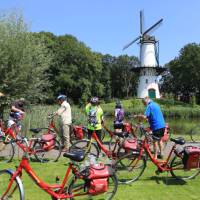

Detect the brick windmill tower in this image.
[123,11,165,98]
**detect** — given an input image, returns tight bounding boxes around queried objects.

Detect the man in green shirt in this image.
[85,97,103,142]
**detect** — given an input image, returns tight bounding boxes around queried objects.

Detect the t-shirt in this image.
[85,104,103,130]
[57,101,72,125]
[144,100,165,131]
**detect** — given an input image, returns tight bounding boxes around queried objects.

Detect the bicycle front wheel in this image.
[0,169,24,200]
[68,173,118,200]
[69,140,100,158]
[170,154,200,180]
[33,139,62,162]
[189,125,200,142]
[0,141,15,163]
[115,152,146,184]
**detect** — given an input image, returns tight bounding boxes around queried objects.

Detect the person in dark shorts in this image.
[134,96,166,159]
[113,102,124,132]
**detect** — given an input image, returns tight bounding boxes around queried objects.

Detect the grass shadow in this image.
[144,175,187,185]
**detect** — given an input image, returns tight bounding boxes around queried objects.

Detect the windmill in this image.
[123,10,165,99]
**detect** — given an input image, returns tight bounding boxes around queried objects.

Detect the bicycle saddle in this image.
[114,131,129,138]
[170,137,185,145]
[63,150,85,162]
[29,128,42,134]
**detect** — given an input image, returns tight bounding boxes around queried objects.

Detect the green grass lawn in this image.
[0,158,200,200]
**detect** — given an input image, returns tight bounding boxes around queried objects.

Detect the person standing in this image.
[85,97,104,142]
[114,101,124,132]
[8,98,26,134]
[134,96,166,159]
[53,95,72,151]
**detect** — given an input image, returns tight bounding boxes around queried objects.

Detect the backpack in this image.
[88,107,98,127]
[116,109,124,122]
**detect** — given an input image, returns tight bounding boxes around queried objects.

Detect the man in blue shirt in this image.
[135,96,166,159]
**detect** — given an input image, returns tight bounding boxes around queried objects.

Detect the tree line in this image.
[0,12,139,107]
[1,11,200,108]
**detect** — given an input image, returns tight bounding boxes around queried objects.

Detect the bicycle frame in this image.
[138,135,177,172]
[90,130,121,159]
[2,155,85,199]
[4,127,41,156]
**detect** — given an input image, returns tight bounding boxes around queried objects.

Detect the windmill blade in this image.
[140,10,144,34]
[155,40,159,66]
[123,36,141,50]
[143,18,163,35]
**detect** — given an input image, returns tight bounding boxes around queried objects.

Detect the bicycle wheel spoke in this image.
[0,141,14,162]
[170,155,200,180]
[0,170,23,200]
[115,153,146,184]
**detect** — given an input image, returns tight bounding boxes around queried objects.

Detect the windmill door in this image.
[148,89,156,99]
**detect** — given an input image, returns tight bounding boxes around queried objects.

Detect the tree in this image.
[162,43,200,103]
[111,55,139,98]
[0,11,52,103]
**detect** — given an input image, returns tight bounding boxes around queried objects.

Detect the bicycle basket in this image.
[73,126,84,140]
[123,123,132,133]
[183,146,200,169]
[41,133,55,150]
[122,138,138,151]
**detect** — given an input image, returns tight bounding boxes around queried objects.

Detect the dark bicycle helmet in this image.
[115,101,122,109]
[90,97,99,105]
[57,94,66,101]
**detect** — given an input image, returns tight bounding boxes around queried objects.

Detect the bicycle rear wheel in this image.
[69,140,100,158]
[33,139,62,162]
[189,125,200,142]
[170,154,200,180]
[0,169,24,200]
[0,141,15,162]
[114,152,146,184]
[68,173,118,200]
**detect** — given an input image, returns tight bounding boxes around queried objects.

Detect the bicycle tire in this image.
[68,172,118,200]
[114,152,146,184]
[0,141,15,163]
[0,169,24,200]
[170,154,200,180]
[189,125,200,142]
[69,140,100,158]
[33,139,62,162]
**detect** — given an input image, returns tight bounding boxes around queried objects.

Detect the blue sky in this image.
[0,0,200,65]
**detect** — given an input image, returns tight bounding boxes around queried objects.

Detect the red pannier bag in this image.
[122,138,137,150]
[183,146,200,169]
[88,164,111,195]
[41,134,55,150]
[123,123,132,133]
[88,178,108,195]
[73,126,84,140]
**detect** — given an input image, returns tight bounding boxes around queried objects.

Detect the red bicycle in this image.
[1,120,62,162]
[39,114,88,144]
[70,127,141,184]
[122,124,200,183]
[0,138,118,200]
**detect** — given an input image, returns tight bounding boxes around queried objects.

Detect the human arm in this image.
[11,105,25,114]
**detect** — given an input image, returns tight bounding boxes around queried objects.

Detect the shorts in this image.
[152,128,165,141]
[114,122,123,129]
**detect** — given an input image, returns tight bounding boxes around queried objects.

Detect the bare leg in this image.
[158,140,163,157]
[153,141,158,159]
